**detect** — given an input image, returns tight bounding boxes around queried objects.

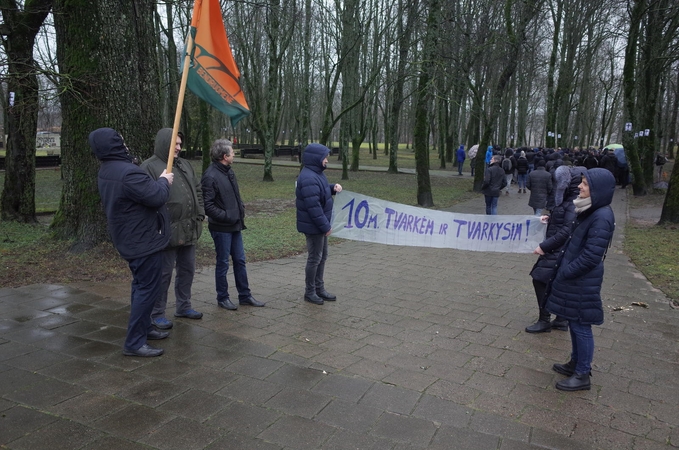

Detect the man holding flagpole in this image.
[90,128,173,357]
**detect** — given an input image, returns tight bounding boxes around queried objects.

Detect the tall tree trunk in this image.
[387,0,418,174]
[0,0,52,222]
[666,67,679,159]
[51,0,162,248]
[413,0,440,207]
[621,0,644,194]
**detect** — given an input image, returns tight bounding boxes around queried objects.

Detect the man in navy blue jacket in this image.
[296,144,342,305]
[90,128,174,357]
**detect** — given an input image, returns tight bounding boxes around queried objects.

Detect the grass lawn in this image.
[0,155,476,287]
[0,154,677,305]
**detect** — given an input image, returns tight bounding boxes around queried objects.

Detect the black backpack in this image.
[655,154,666,166]
[502,158,512,172]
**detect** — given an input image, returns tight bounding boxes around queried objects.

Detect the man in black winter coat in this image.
[91,128,174,357]
[481,155,507,215]
[527,160,553,215]
[201,139,265,311]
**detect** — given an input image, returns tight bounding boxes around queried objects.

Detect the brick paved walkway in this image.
[1,174,677,449]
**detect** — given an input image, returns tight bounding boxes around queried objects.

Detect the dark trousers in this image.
[126,251,163,350]
[305,233,328,296]
[532,279,550,322]
[153,245,196,319]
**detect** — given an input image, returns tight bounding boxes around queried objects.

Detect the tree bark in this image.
[413,0,440,207]
[51,0,161,248]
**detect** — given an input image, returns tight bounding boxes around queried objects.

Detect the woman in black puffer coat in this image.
[546,168,616,392]
[526,166,584,334]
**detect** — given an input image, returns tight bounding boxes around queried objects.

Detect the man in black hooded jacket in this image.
[90,127,174,357]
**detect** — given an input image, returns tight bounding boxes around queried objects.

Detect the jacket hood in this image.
[584,168,616,210]
[553,165,571,206]
[89,127,132,162]
[153,128,174,162]
[302,143,330,172]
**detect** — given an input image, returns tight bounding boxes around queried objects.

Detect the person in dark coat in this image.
[202,139,265,311]
[526,160,552,215]
[141,129,205,329]
[90,127,173,357]
[481,155,507,215]
[515,151,529,193]
[546,168,616,391]
[526,166,583,333]
[582,150,599,169]
[296,144,343,305]
[456,145,466,175]
[599,149,617,179]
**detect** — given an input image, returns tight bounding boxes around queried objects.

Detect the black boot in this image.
[551,317,568,331]
[555,372,590,391]
[525,320,551,333]
[525,308,552,333]
[552,360,576,376]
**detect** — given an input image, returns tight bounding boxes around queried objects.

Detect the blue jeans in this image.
[210,230,251,302]
[568,320,594,374]
[484,195,498,215]
[533,208,543,216]
[126,251,163,350]
[457,161,464,174]
[305,233,328,296]
[517,173,527,189]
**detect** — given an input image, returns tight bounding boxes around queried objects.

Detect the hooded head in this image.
[553,166,571,206]
[89,127,132,163]
[152,128,180,163]
[302,143,330,172]
[582,168,616,210]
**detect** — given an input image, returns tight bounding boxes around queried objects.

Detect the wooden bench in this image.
[239,146,265,158]
[0,155,61,170]
[274,145,301,158]
[36,155,62,167]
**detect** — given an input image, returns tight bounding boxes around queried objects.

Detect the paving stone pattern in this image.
[1,176,677,449]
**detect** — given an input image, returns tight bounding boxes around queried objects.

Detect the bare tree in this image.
[0,0,52,222]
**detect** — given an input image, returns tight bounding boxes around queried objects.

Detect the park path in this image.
[0,167,677,449]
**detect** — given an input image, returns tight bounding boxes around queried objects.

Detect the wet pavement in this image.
[1,174,677,449]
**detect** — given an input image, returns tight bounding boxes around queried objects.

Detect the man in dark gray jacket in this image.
[527,160,553,215]
[142,129,205,329]
[201,139,265,311]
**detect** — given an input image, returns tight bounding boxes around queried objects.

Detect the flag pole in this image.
[166,30,196,173]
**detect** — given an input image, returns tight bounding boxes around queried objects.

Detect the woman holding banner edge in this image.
[545,168,616,391]
[296,144,343,305]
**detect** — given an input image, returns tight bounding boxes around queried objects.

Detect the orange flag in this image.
[187,0,250,125]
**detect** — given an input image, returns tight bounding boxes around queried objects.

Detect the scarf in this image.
[573,196,592,214]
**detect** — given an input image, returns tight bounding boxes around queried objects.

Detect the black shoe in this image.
[239,296,265,307]
[218,299,237,310]
[147,329,169,340]
[122,344,164,357]
[316,290,336,301]
[174,309,203,319]
[304,294,324,305]
[525,320,551,333]
[556,372,590,391]
[552,360,577,377]
[551,319,568,331]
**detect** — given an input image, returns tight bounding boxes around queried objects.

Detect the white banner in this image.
[331,191,546,253]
